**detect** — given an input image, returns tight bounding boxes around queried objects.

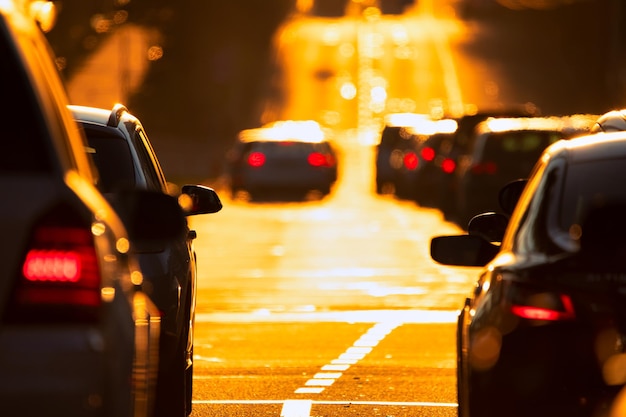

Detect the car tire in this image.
[457,299,470,417]
[185,347,193,415]
[154,324,188,417]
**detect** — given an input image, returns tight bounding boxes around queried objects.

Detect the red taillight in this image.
[247,152,266,167]
[421,147,436,162]
[308,152,335,167]
[441,158,456,174]
[403,151,418,170]
[471,161,498,175]
[7,218,102,323]
[511,294,575,321]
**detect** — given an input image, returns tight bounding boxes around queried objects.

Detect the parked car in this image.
[69,104,223,417]
[227,120,338,200]
[0,3,183,416]
[431,131,626,417]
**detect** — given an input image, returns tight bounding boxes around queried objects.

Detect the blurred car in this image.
[227,120,337,200]
[394,118,458,205]
[431,131,626,417]
[454,116,566,227]
[69,104,223,417]
[0,2,185,416]
[432,108,540,223]
[374,113,431,195]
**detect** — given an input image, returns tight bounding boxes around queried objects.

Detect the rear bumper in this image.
[0,326,134,417]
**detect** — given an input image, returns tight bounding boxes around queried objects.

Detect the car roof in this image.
[546,130,626,164]
[68,104,139,129]
[238,120,328,143]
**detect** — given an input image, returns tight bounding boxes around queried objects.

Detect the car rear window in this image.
[83,127,136,192]
[250,141,324,157]
[0,21,52,174]
[480,130,561,167]
[560,158,626,230]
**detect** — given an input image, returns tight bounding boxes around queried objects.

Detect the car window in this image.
[0,23,52,173]
[512,162,564,256]
[132,128,167,192]
[83,126,136,192]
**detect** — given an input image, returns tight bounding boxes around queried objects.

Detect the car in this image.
[453,116,567,227]
[431,107,540,223]
[396,118,458,206]
[227,120,338,201]
[69,104,223,417]
[430,131,626,417]
[374,112,431,195]
[0,2,185,417]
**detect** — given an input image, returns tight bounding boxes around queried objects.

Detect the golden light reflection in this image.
[131,270,144,286]
[29,0,57,32]
[340,81,357,100]
[116,237,130,254]
[91,14,111,34]
[178,193,193,213]
[101,287,115,302]
[147,45,164,61]
[322,25,341,46]
[91,222,106,237]
[603,353,626,385]
[469,326,502,371]
[240,120,326,143]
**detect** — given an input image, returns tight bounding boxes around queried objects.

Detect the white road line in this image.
[195,309,458,324]
[194,399,458,407]
[280,400,312,417]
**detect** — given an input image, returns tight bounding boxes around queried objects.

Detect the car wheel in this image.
[154,326,188,417]
[185,347,193,415]
[457,299,470,417]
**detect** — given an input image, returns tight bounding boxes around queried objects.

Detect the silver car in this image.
[0,2,178,416]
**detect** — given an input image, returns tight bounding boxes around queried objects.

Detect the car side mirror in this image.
[467,212,508,243]
[430,235,500,267]
[181,184,223,215]
[499,179,527,216]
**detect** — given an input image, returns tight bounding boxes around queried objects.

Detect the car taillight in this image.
[6,213,102,323]
[403,151,418,170]
[471,161,498,175]
[441,158,456,174]
[507,284,575,321]
[247,151,266,167]
[421,147,435,162]
[308,152,335,167]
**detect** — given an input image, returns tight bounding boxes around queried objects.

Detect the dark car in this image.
[227,120,338,200]
[431,131,626,417]
[0,3,186,416]
[454,116,566,227]
[396,118,458,205]
[456,114,596,228]
[69,104,223,417]
[374,113,431,195]
[432,108,539,222]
